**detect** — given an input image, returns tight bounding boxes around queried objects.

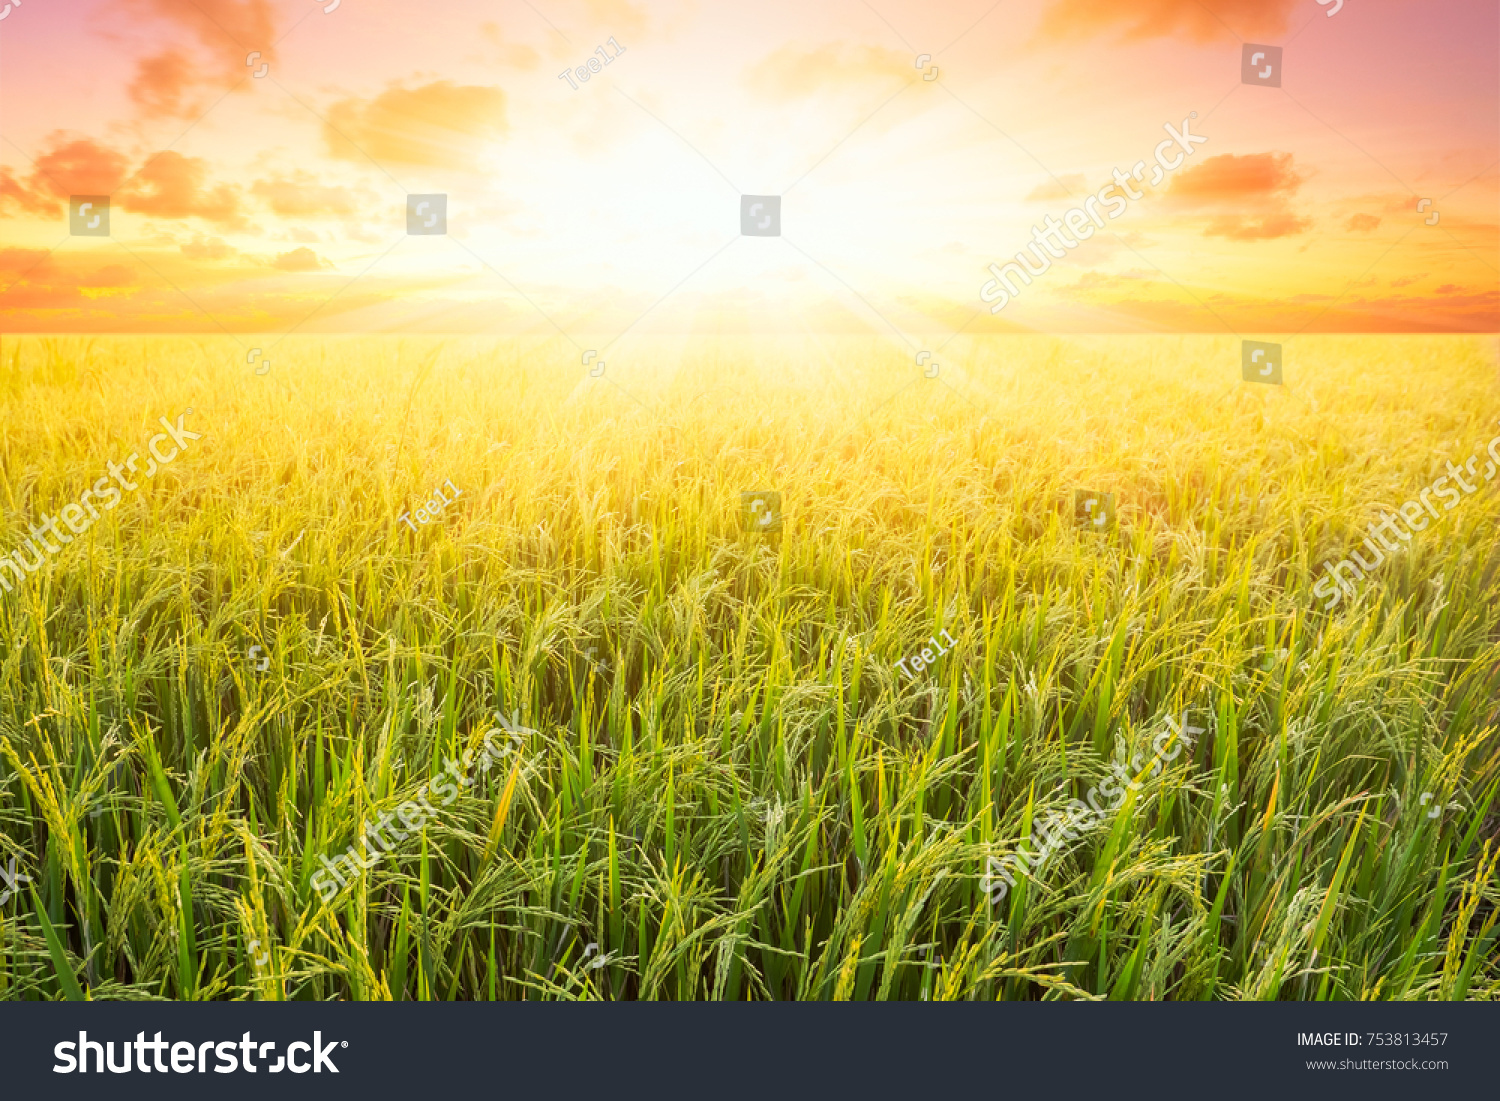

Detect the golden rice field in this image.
[0,332,1496,1000]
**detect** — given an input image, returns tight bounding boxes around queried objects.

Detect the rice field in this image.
[0,332,1496,1001]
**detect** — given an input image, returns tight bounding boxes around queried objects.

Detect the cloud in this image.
[1061,269,1157,294]
[324,81,509,168]
[0,137,243,228]
[1039,0,1298,42]
[1063,283,1498,332]
[1167,152,1309,241]
[0,248,61,280]
[120,152,244,226]
[0,170,56,217]
[128,48,199,118]
[0,244,391,330]
[26,136,131,203]
[1204,212,1311,240]
[479,23,541,69]
[0,136,132,218]
[584,0,648,37]
[118,0,278,49]
[1168,153,1304,204]
[77,264,137,289]
[251,172,365,217]
[35,138,133,195]
[744,43,908,100]
[0,250,141,311]
[1026,174,1087,201]
[181,235,236,260]
[113,0,281,118]
[1344,213,1381,233]
[271,247,332,272]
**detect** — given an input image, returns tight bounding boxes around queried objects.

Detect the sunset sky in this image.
[0,0,1495,337]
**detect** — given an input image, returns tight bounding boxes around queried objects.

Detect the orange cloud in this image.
[0,252,142,311]
[251,172,365,217]
[128,48,199,118]
[0,241,390,330]
[1344,213,1381,233]
[1039,0,1298,42]
[35,139,133,195]
[115,0,280,117]
[118,0,279,50]
[1204,211,1311,240]
[0,136,131,218]
[0,169,61,218]
[77,264,138,289]
[1169,153,1304,203]
[0,248,61,280]
[1,139,245,229]
[324,82,509,169]
[1070,283,1498,332]
[744,43,908,99]
[1167,152,1310,240]
[271,247,333,272]
[119,152,244,227]
[39,138,130,196]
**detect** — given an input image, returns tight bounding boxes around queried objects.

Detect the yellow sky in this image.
[0,0,1495,339]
